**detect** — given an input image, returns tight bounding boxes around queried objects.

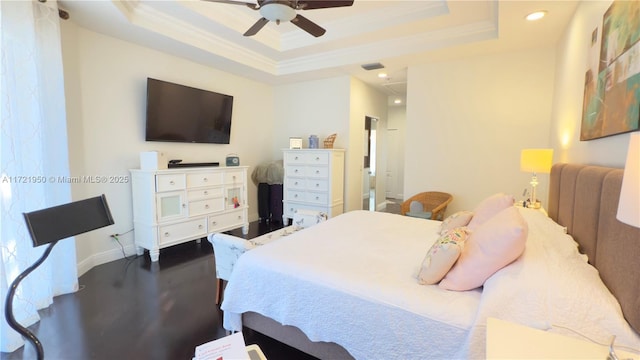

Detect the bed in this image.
[220,163,640,359]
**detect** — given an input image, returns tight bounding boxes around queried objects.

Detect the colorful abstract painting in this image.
[581,0,640,141]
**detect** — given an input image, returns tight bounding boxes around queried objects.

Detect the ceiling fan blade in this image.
[296,0,354,10]
[244,17,270,36]
[201,0,259,10]
[291,14,326,37]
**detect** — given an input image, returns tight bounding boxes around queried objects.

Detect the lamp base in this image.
[525,200,541,209]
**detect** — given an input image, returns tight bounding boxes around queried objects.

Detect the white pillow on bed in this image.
[439,206,527,291]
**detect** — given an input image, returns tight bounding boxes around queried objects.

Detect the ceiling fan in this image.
[202,0,354,37]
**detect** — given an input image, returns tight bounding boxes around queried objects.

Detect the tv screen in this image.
[145,78,233,144]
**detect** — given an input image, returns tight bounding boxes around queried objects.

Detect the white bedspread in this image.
[222,209,640,359]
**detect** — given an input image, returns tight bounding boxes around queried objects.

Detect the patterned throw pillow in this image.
[439,210,474,235]
[417,227,469,285]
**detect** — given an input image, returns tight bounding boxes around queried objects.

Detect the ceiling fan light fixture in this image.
[260,3,296,22]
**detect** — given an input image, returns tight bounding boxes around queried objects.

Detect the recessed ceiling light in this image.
[526,10,547,21]
[378,72,388,78]
[394,99,402,104]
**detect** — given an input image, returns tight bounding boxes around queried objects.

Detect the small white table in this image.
[486,317,639,359]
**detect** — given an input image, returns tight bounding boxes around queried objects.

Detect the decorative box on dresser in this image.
[282,149,345,224]
[130,166,249,262]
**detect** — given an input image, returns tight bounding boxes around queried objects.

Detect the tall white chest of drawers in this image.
[282,149,345,224]
[130,166,248,262]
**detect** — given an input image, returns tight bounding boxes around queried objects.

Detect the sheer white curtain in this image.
[1,0,78,352]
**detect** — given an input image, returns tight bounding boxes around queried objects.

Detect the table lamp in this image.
[617,132,639,228]
[520,149,554,209]
[5,195,114,360]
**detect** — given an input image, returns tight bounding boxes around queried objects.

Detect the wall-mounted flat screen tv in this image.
[145,78,233,144]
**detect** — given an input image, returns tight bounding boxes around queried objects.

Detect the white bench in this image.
[208,210,327,304]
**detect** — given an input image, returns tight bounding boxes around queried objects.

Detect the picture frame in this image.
[580,0,640,141]
[289,137,302,149]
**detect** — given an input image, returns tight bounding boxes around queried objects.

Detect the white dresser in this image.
[130,166,249,262]
[282,149,345,224]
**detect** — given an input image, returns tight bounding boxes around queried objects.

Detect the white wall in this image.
[549,0,631,167]
[61,23,275,275]
[406,48,556,214]
[272,77,351,157]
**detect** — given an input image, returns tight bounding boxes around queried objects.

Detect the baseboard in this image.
[77,244,137,277]
[76,213,259,277]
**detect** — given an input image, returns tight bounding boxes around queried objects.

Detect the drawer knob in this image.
[295,169,299,173]
[204,191,208,195]
[237,215,242,219]
[315,157,320,161]
[294,194,298,198]
[316,196,320,200]
[203,177,208,182]
[233,175,236,180]
[164,232,170,237]
[182,204,186,208]
[212,221,217,226]
[295,156,299,160]
[316,183,319,187]
[198,224,203,229]
[294,181,299,185]
[316,170,320,174]
[205,204,209,209]
[169,180,175,185]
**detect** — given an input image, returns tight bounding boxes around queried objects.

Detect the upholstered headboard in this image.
[548,163,640,334]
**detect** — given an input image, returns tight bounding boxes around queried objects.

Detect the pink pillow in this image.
[439,206,527,291]
[467,193,514,230]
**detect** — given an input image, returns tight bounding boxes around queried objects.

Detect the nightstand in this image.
[486,317,639,359]
[514,201,548,216]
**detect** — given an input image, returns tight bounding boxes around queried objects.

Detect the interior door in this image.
[364,116,377,211]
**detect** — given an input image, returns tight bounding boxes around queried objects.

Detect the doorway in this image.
[363,116,378,211]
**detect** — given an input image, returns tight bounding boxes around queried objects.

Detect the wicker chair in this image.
[400,191,453,220]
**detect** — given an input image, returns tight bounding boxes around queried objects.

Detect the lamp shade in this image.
[617,132,640,228]
[520,149,554,173]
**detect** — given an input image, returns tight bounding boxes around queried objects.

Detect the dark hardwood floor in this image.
[1,220,319,360]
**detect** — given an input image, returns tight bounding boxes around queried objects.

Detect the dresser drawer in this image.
[156,174,186,192]
[306,166,328,178]
[187,172,223,188]
[306,192,328,205]
[208,210,245,232]
[189,198,224,216]
[158,218,206,246]
[283,202,328,218]
[286,165,306,177]
[306,179,328,191]
[286,190,306,202]
[225,171,244,185]
[286,177,306,190]
[187,187,223,201]
[305,152,329,165]
[285,152,306,164]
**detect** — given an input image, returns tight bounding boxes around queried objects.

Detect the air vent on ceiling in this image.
[361,62,385,71]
